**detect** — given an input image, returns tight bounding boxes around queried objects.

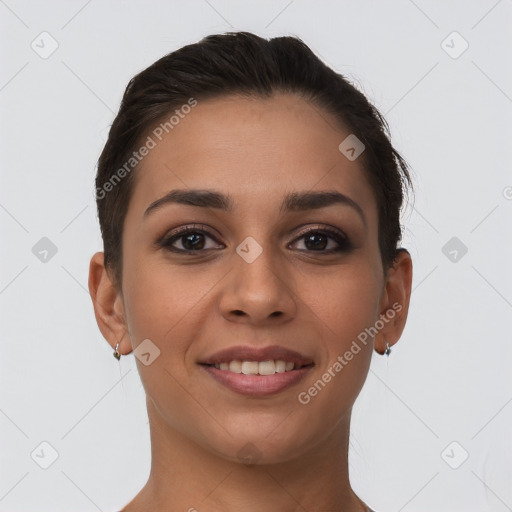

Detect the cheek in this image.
[293,267,380,421]
[301,261,382,339]
[120,262,240,450]
[122,259,223,354]
[301,262,381,378]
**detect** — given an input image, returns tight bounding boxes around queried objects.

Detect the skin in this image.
[89,93,412,512]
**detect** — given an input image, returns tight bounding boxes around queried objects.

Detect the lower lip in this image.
[200,364,314,397]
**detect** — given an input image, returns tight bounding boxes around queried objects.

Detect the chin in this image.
[195,420,322,466]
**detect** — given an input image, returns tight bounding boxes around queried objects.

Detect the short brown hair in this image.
[95,31,413,290]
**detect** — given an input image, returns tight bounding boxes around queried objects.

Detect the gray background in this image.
[1,1,511,511]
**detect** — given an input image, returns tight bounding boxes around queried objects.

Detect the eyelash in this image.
[157,223,352,255]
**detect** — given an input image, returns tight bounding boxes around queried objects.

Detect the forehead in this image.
[127,93,377,220]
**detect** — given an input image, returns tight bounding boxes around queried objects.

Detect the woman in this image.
[88,31,413,512]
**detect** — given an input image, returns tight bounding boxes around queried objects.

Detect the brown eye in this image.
[290,227,352,253]
[157,224,352,255]
[158,225,223,254]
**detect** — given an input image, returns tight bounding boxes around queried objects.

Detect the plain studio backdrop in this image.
[1,1,511,511]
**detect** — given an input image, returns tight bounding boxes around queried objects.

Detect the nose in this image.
[219,241,297,325]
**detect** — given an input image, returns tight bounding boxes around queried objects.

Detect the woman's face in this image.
[117,93,392,463]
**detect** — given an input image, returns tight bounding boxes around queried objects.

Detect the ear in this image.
[88,252,131,356]
[374,248,413,355]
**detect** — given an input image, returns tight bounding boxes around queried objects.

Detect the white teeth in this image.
[241,361,259,375]
[213,359,302,375]
[275,360,286,373]
[258,360,276,375]
[229,360,242,373]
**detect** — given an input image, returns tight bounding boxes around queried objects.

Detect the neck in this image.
[121,398,367,512]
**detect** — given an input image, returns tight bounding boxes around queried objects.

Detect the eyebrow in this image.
[143,189,366,226]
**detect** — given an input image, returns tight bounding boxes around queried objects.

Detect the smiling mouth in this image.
[201,360,314,375]
[200,360,315,397]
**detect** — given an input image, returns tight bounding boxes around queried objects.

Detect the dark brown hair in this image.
[95,31,413,290]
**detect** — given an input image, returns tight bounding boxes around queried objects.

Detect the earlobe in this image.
[88,252,130,356]
[374,248,413,355]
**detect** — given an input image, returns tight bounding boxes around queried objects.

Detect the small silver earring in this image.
[113,342,121,360]
[384,342,391,356]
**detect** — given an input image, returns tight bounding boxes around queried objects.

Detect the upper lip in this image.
[199,345,314,366]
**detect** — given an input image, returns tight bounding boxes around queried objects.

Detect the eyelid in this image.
[159,223,347,243]
[292,223,347,240]
[156,224,223,253]
[158,222,352,255]
[289,224,351,252]
[161,223,220,240]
